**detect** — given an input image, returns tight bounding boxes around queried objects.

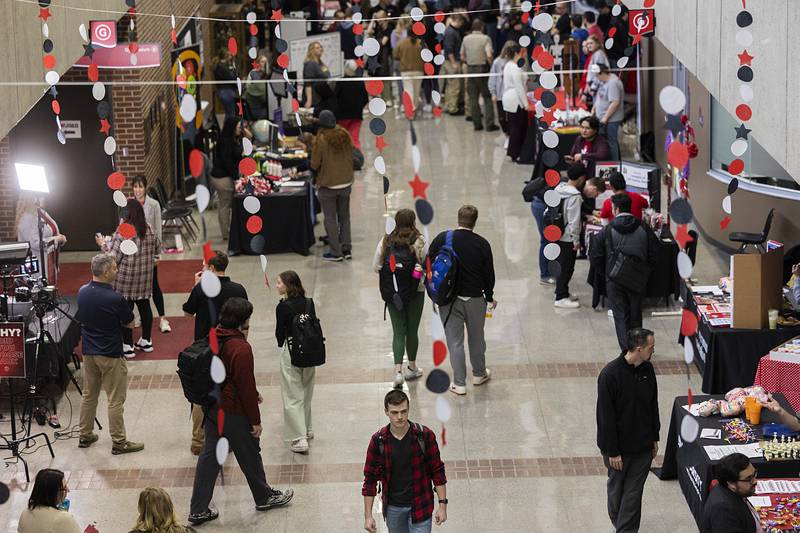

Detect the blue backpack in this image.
[425,231,459,306]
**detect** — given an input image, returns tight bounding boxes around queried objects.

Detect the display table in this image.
[680,284,800,394]
[755,356,800,412]
[753,481,800,531]
[525,124,579,169]
[228,179,316,256]
[657,394,800,527]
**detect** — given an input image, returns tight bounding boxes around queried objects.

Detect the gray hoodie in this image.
[555,182,583,246]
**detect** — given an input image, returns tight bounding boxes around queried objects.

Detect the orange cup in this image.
[750,402,762,425]
[744,397,756,422]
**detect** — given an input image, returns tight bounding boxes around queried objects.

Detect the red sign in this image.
[0,323,26,379]
[73,43,162,69]
[629,9,656,36]
[90,20,117,48]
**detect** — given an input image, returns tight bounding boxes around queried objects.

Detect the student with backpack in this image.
[275,271,324,454]
[188,298,293,526]
[372,209,427,389]
[427,205,496,396]
[551,164,587,309]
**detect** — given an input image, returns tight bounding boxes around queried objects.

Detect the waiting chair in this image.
[728,208,774,253]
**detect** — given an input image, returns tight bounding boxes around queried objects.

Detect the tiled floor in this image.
[0,110,728,532]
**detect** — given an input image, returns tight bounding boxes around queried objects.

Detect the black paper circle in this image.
[624,46,635,57]
[517,58,526,68]
[728,177,739,195]
[0,482,8,504]
[542,149,559,168]
[96,101,111,119]
[540,90,557,108]
[409,123,418,145]
[250,235,265,254]
[383,176,390,194]
[126,0,136,6]
[548,259,561,279]
[736,11,753,28]
[737,66,753,83]
[43,39,53,53]
[415,198,434,225]
[669,198,694,224]
[275,39,288,53]
[369,117,386,136]
[38,0,51,6]
[425,368,451,394]
[392,293,404,311]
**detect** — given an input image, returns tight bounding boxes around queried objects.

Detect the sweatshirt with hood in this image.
[216,326,261,427]
[555,182,583,246]
[589,213,659,275]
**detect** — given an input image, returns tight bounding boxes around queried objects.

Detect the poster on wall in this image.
[289,33,342,78]
[0,323,26,379]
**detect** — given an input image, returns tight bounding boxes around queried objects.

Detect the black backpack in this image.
[379,244,420,311]
[543,198,566,230]
[176,336,226,408]
[287,299,326,368]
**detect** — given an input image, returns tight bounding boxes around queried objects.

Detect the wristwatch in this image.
[438,499,448,504]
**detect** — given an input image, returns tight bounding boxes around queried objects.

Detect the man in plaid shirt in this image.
[362,390,448,533]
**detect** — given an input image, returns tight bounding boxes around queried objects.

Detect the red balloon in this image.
[106,171,126,190]
[227,37,238,55]
[239,157,258,176]
[277,53,289,69]
[412,22,426,36]
[728,159,744,175]
[365,80,384,96]
[538,51,554,70]
[51,100,60,115]
[42,54,56,69]
[433,340,447,366]
[118,222,136,239]
[667,142,689,169]
[423,63,434,76]
[680,308,698,337]
[246,215,263,234]
[543,224,562,242]
[736,104,752,122]
[189,149,204,178]
[545,169,560,187]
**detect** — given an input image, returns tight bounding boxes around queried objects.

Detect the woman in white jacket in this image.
[502,43,530,162]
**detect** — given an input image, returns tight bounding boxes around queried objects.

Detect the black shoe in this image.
[486,124,500,132]
[256,488,294,511]
[449,110,465,116]
[188,508,219,525]
[465,116,472,122]
[343,250,353,260]
[474,125,484,131]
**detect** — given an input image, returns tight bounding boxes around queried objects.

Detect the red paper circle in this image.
[51,100,60,115]
[365,80,384,96]
[88,63,99,82]
[128,42,139,54]
[538,51,554,70]
[543,225,562,242]
[434,43,442,54]
[608,27,617,38]
[532,45,543,60]
[118,222,136,239]
[402,91,415,119]
[423,63,434,76]
[433,106,442,117]
[42,54,56,69]
[534,87,545,100]
[227,37,238,55]
[239,157,258,176]
[728,159,744,175]
[680,308,698,337]
[353,23,364,35]
[545,169,560,187]
[521,12,529,24]
[277,53,289,68]
[246,215,263,234]
[433,340,447,366]
[189,149,204,178]
[412,22,426,36]
[434,11,445,22]
[735,104,752,122]
[292,98,300,112]
[389,254,397,273]
[644,0,655,6]
[667,142,689,169]
[106,171,126,190]
[249,24,258,36]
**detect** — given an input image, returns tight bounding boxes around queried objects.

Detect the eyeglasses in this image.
[737,473,757,483]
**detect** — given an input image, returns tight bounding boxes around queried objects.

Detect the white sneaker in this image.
[607,309,614,318]
[392,372,405,389]
[123,344,135,358]
[449,383,466,395]
[473,368,492,386]
[135,338,154,352]
[290,438,309,453]
[503,137,510,149]
[403,366,423,381]
[554,298,580,309]
[159,318,171,333]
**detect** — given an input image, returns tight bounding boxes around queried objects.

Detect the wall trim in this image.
[707,169,800,201]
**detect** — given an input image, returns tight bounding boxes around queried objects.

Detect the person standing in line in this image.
[372,209,426,389]
[502,43,530,162]
[699,453,760,533]
[593,63,625,161]
[442,14,466,115]
[428,205,496,396]
[210,117,246,241]
[274,271,317,454]
[311,109,355,262]
[76,254,144,455]
[596,328,659,533]
[182,250,248,455]
[18,468,82,533]
[131,175,170,334]
[188,298,293,526]
[488,41,515,144]
[598,172,649,222]
[460,19,498,132]
[553,164,586,309]
[362,390,447,533]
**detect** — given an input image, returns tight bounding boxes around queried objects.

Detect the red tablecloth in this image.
[754,356,800,412]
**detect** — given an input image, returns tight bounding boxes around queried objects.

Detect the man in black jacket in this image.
[589,194,658,353]
[596,327,659,533]
[700,453,759,533]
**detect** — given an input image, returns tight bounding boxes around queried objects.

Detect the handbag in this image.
[521,176,547,203]
[606,229,650,294]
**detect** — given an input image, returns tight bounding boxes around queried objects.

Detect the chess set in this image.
[761,434,800,461]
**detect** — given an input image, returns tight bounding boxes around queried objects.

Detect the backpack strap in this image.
[414,422,426,456]
[444,230,454,249]
[305,298,312,315]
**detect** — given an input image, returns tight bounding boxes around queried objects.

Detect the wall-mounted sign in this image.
[74,43,161,69]
[90,20,118,48]
[629,9,656,36]
[61,120,81,139]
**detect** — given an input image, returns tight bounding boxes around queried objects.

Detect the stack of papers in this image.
[704,443,764,460]
[755,479,800,494]
[747,496,772,507]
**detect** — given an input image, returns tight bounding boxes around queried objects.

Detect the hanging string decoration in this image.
[38,1,63,142]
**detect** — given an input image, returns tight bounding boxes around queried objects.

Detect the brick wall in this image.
[0,138,16,241]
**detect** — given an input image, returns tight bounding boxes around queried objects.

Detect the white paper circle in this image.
[195,184,210,213]
[369,98,387,116]
[215,436,229,465]
[542,129,559,148]
[433,54,445,66]
[120,239,138,256]
[274,25,281,39]
[543,189,561,207]
[731,139,748,157]
[179,94,197,123]
[434,22,446,34]
[92,82,106,101]
[521,1,532,12]
[680,414,700,443]
[411,145,421,173]
[42,23,49,38]
[519,35,531,48]
[243,195,260,214]
[543,242,561,261]
[57,129,66,145]
[374,156,386,175]
[659,86,686,115]
[246,12,257,24]
[352,12,363,24]
[539,71,557,90]
[79,23,88,42]
[200,270,222,298]
[385,217,396,235]
[410,7,423,21]
[677,251,693,279]
[722,194,732,215]
[249,46,257,60]
[421,48,433,62]
[531,61,545,75]
[210,354,226,383]
[431,90,441,106]
[258,255,268,274]
[236,77,242,95]
[736,29,753,47]
[605,38,614,50]
[242,137,253,156]
[45,70,59,86]
[363,37,381,57]
[430,311,445,340]
[532,13,553,32]
[113,190,127,207]
[435,395,452,422]
[130,54,138,66]
[739,84,754,102]
[104,136,117,156]
[611,4,621,16]
[354,45,365,57]
[617,56,629,69]
[684,340,695,364]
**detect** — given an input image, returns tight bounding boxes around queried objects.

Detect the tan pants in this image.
[400,71,424,115]
[442,61,464,113]
[191,403,205,449]
[210,176,234,240]
[280,346,315,442]
[79,355,128,444]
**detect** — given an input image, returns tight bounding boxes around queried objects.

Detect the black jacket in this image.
[182,276,248,341]
[699,484,757,533]
[275,297,316,348]
[589,213,658,280]
[428,229,495,302]
[334,76,369,121]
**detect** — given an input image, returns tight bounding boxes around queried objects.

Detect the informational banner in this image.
[73,43,161,69]
[289,33,342,78]
[0,322,26,379]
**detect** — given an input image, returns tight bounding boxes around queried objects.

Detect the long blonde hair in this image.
[15,192,38,230]
[132,488,189,533]
[303,41,324,64]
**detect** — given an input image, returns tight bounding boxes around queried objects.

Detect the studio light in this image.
[15,163,49,194]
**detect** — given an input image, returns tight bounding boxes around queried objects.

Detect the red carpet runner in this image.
[75,316,194,361]
[57,259,203,295]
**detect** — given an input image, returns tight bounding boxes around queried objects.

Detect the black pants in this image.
[123,299,153,345]
[603,451,652,532]
[607,281,644,352]
[152,265,165,317]
[495,101,508,134]
[466,65,494,128]
[507,108,528,160]
[190,407,273,515]
[555,242,577,300]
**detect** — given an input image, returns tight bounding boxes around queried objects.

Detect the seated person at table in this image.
[791,263,800,310]
[599,172,649,221]
[565,116,610,180]
[759,394,800,431]
[700,453,759,533]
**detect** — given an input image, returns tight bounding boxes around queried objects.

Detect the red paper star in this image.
[171,30,177,45]
[541,107,556,126]
[675,223,694,250]
[720,216,731,230]
[737,50,754,66]
[408,174,430,199]
[375,135,388,153]
[355,58,365,69]
[632,34,642,46]
[99,119,111,135]
[38,7,51,22]
[271,9,283,20]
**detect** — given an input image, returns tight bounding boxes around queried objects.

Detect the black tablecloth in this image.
[228,180,316,256]
[657,394,800,527]
[680,284,800,394]
[25,296,81,387]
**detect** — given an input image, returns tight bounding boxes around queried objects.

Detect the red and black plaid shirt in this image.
[362,423,447,523]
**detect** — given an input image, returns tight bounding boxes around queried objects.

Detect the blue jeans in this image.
[530,197,550,279]
[386,506,432,533]
[604,120,622,161]
[218,88,237,120]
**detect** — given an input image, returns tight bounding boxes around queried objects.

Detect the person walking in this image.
[76,254,144,455]
[596,328,659,533]
[188,298,293,526]
[589,194,658,352]
[393,34,425,115]
[442,14,466,115]
[182,250,248,455]
[311,109,355,262]
[390,18,410,109]
[362,390,447,533]
[593,63,625,161]
[372,209,426,389]
[428,205,496,396]
[212,49,238,120]
[699,453,759,533]
[552,164,586,309]
[18,468,81,533]
[275,270,318,454]
[460,19,497,132]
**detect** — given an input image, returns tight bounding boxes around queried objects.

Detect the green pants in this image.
[280,346,315,442]
[387,291,425,365]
